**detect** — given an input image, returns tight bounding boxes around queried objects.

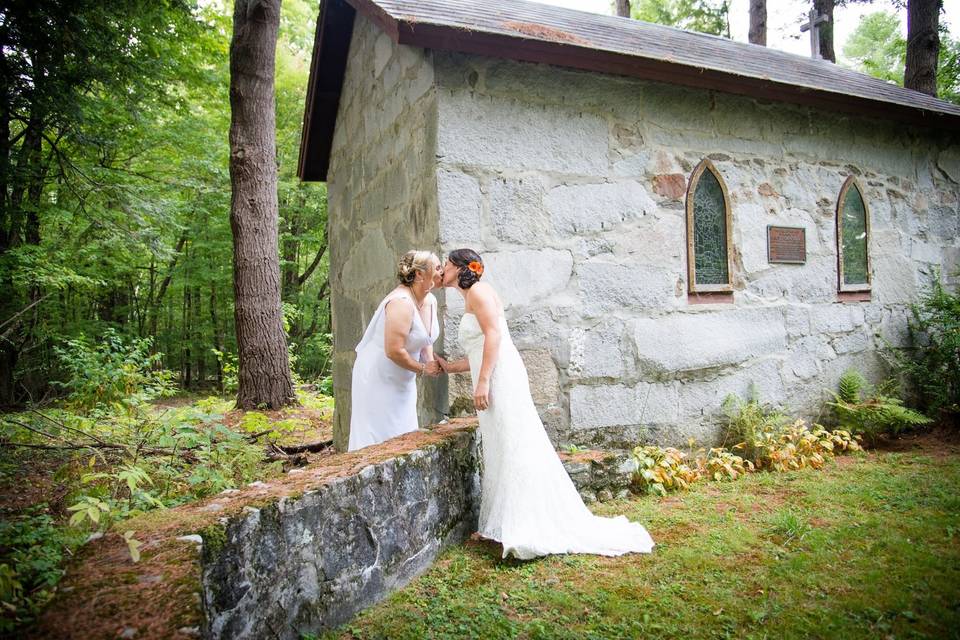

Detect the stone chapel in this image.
[297,0,960,451]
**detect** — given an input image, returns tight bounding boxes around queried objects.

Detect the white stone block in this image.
[831,331,870,354]
[570,385,636,430]
[569,383,678,430]
[678,359,785,420]
[910,240,942,264]
[872,252,918,304]
[519,348,560,406]
[784,342,820,380]
[569,321,628,379]
[810,304,864,334]
[483,249,573,308]
[489,175,550,243]
[632,308,787,375]
[783,306,811,337]
[634,381,681,424]
[578,261,677,317]
[437,91,608,175]
[341,229,397,292]
[546,181,655,235]
[438,169,483,246]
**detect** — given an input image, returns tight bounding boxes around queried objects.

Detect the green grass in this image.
[316,448,960,640]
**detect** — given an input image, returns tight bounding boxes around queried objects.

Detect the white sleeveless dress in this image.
[459,312,655,559]
[348,292,438,452]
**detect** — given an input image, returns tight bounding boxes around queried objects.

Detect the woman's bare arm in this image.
[384,299,437,375]
[420,296,436,363]
[469,284,501,410]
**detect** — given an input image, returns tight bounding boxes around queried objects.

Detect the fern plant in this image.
[837,369,866,404]
[829,369,932,445]
[889,273,960,420]
[721,393,788,466]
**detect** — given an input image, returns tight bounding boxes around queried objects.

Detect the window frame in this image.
[685,159,734,294]
[836,176,872,293]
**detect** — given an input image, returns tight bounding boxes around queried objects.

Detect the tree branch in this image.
[297,240,327,285]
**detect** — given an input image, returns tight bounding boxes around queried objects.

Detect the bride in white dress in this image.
[437,249,655,560]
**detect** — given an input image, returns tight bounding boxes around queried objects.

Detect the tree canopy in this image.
[631,0,731,37]
[842,9,960,104]
[0,0,330,405]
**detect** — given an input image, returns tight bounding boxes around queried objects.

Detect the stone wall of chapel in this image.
[326,13,440,451]
[433,51,960,448]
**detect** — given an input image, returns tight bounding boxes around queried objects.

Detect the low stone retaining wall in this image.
[198,430,640,639]
[200,425,480,640]
[560,449,639,503]
[31,420,642,640]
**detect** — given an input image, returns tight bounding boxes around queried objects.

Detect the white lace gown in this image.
[459,312,655,559]
[348,292,438,452]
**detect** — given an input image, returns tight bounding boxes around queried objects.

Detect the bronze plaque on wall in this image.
[767,226,806,264]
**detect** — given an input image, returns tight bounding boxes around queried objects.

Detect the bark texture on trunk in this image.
[615,0,631,18]
[749,0,766,46]
[904,0,942,96]
[228,0,295,409]
[814,0,836,63]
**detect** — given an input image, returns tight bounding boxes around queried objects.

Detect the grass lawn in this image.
[318,438,960,640]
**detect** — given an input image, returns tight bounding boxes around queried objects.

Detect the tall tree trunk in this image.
[813,0,836,63]
[182,283,192,389]
[280,215,300,303]
[194,287,205,387]
[210,284,224,392]
[615,0,631,18]
[904,0,942,96]
[749,0,766,46]
[228,0,295,409]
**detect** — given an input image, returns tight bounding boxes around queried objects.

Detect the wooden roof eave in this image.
[298,1,960,182]
[393,21,960,132]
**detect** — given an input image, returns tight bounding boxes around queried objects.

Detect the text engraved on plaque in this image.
[767,226,806,264]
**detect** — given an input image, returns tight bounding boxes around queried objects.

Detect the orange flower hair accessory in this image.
[467,261,483,277]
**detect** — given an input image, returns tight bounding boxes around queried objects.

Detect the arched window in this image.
[836,176,871,292]
[686,160,733,293]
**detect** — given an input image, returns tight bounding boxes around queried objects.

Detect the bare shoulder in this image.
[466,282,503,314]
[383,295,415,318]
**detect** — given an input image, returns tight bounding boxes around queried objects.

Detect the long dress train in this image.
[459,312,655,559]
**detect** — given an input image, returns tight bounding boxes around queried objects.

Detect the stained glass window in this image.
[686,161,732,292]
[838,178,871,290]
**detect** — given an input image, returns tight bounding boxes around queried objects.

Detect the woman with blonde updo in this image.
[348,250,443,451]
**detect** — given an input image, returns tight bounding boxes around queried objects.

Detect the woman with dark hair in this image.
[348,250,443,451]
[438,249,654,559]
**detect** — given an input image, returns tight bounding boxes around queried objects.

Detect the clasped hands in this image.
[420,357,450,377]
[420,357,490,411]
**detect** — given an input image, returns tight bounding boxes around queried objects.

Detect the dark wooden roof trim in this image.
[297,0,357,181]
[394,22,959,132]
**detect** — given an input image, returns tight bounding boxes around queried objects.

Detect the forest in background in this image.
[0,0,330,407]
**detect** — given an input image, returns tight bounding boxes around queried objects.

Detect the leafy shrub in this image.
[53,329,175,412]
[0,505,85,632]
[238,411,304,444]
[723,393,862,470]
[721,393,789,466]
[210,348,239,393]
[829,369,932,444]
[700,447,754,481]
[631,446,701,495]
[891,274,960,419]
